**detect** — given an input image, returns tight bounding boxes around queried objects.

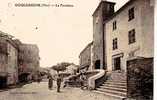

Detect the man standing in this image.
[56,74,62,92]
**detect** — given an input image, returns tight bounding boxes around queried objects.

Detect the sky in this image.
[0,0,129,67]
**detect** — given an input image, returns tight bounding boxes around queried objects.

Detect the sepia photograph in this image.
[0,0,155,100]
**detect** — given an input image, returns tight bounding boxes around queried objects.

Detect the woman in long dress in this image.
[48,73,53,90]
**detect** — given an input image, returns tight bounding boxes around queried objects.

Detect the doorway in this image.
[0,76,7,88]
[95,60,100,69]
[114,57,121,70]
[18,73,30,83]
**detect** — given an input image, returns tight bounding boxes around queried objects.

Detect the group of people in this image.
[47,73,62,92]
[47,71,87,92]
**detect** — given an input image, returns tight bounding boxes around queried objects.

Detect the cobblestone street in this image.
[0,81,121,100]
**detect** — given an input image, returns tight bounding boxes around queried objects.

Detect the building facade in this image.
[79,42,93,71]
[0,32,18,86]
[92,1,115,70]
[105,0,154,71]
[18,44,40,82]
[79,0,154,72]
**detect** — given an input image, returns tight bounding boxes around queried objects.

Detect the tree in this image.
[51,62,71,74]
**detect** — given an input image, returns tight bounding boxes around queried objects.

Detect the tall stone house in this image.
[80,0,154,76]
[0,31,40,87]
[79,0,154,99]
[105,0,154,72]
[18,44,40,82]
[92,1,115,70]
[0,32,18,87]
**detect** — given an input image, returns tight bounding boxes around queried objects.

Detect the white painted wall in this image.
[141,0,154,57]
[105,0,154,71]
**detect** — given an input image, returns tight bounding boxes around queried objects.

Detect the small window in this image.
[95,16,99,24]
[128,7,134,21]
[113,38,118,50]
[128,29,136,44]
[113,21,117,30]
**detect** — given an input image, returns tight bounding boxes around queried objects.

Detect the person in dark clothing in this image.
[56,74,62,92]
[80,72,87,89]
[37,71,41,83]
[47,73,53,90]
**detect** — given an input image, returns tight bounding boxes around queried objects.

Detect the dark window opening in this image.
[113,38,118,50]
[113,21,117,30]
[128,7,134,21]
[128,29,136,44]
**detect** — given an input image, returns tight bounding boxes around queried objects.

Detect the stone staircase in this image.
[94,71,127,99]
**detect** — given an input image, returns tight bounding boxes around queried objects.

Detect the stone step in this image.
[93,90,127,100]
[106,80,127,83]
[109,77,126,81]
[99,86,127,92]
[100,84,127,89]
[96,88,127,97]
[108,72,126,81]
[104,81,127,86]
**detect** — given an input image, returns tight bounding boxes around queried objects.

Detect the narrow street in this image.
[0,81,121,100]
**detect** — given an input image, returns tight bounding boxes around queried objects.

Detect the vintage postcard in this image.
[0,0,155,100]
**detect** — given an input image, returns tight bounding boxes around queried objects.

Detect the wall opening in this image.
[113,57,121,70]
[0,76,7,88]
[18,73,30,83]
[95,60,101,69]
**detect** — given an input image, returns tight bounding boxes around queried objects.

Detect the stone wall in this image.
[0,36,18,85]
[92,3,104,69]
[92,1,115,69]
[127,57,153,100]
[18,44,40,74]
[0,39,7,73]
[7,42,18,85]
[79,42,93,71]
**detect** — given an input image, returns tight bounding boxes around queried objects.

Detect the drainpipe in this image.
[102,23,106,70]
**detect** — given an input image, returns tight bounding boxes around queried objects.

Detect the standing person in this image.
[47,72,53,90]
[37,71,41,83]
[56,74,62,92]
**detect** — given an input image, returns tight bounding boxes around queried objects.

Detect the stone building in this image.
[0,32,18,87]
[79,0,154,98]
[105,0,154,71]
[92,1,115,70]
[18,44,40,82]
[79,42,93,71]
